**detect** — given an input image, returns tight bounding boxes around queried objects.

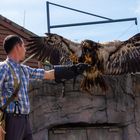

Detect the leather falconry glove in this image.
[54,63,90,83]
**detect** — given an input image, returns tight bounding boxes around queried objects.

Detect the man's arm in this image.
[0,63,8,94]
[44,69,55,80]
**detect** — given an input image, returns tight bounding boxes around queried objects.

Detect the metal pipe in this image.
[46,1,51,33]
[50,18,138,28]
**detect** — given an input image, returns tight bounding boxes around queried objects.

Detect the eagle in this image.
[26,33,140,93]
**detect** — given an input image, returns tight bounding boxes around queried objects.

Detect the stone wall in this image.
[29,74,140,140]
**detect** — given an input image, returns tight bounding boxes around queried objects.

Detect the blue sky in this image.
[0,0,140,42]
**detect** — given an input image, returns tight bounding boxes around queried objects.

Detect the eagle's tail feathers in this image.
[80,76,108,93]
[96,76,108,91]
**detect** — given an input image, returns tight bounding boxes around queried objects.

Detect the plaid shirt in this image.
[0,57,45,114]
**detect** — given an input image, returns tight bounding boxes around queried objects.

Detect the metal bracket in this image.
[46,1,138,33]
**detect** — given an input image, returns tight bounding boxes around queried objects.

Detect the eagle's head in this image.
[79,40,100,66]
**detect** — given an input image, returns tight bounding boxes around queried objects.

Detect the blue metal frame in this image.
[46,1,138,33]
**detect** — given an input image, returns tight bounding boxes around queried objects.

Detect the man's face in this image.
[17,41,26,61]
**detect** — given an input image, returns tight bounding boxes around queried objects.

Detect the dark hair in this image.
[3,35,23,54]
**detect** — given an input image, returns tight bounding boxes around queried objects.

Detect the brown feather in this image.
[102,33,140,74]
[27,33,81,65]
[26,32,140,93]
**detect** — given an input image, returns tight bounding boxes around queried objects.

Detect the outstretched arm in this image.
[44,70,55,80]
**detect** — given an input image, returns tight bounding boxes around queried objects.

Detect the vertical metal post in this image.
[46,1,50,33]
[135,19,138,25]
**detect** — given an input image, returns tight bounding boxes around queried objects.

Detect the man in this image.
[0,35,89,140]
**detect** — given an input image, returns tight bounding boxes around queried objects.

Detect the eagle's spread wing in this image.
[27,33,81,65]
[27,32,140,93]
[100,33,140,75]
